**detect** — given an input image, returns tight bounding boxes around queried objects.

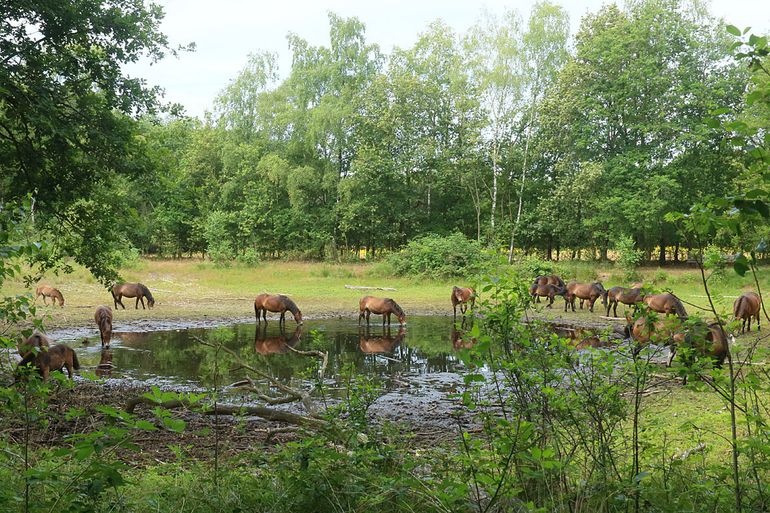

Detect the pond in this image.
[52,316,476,392]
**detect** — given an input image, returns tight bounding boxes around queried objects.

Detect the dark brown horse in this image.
[533,275,566,288]
[359,326,406,354]
[734,292,761,333]
[254,294,303,325]
[564,282,606,313]
[94,306,113,348]
[254,324,303,354]
[451,286,475,318]
[643,293,687,320]
[35,285,64,307]
[529,283,567,308]
[603,287,645,317]
[626,315,727,369]
[17,333,79,380]
[359,296,406,326]
[112,283,155,310]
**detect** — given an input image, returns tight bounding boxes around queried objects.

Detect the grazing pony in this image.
[358,296,406,326]
[733,292,761,334]
[626,315,727,372]
[254,294,303,326]
[94,306,113,348]
[529,283,567,308]
[17,332,79,380]
[533,275,566,288]
[603,287,645,317]
[643,293,687,320]
[112,283,155,310]
[564,282,606,313]
[451,286,475,318]
[35,286,64,307]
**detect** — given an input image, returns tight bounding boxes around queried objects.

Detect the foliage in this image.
[387,233,495,279]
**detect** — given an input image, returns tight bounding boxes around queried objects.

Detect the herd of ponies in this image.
[14,275,762,381]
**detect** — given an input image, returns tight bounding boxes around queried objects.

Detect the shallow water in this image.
[53,316,474,391]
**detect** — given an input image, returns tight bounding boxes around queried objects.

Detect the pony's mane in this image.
[388,299,405,318]
[672,294,688,320]
[280,295,299,315]
[139,283,154,302]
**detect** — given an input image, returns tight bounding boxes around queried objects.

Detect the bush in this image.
[614,234,643,281]
[237,248,260,267]
[387,233,495,279]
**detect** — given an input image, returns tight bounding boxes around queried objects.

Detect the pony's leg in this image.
[757,313,761,331]
[365,310,371,326]
[589,298,595,313]
[43,295,48,306]
[453,304,457,319]
[140,297,146,310]
[666,346,677,367]
[135,297,139,309]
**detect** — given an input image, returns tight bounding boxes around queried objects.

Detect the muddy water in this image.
[52,316,473,391]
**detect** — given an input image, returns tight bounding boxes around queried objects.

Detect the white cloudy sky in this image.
[126,0,770,119]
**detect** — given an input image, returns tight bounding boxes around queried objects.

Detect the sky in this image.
[125,0,770,119]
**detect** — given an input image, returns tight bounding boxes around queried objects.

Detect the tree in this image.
[0,0,182,282]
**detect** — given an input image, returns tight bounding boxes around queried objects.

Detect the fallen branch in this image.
[345,285,397,291]
[124,397,327,428]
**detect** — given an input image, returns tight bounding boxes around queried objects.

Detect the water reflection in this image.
[60,316,466,387]
[359,326,405,354]
[95,349,113,378]
[254,324,303,355]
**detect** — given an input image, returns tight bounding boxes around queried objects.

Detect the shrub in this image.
[614,234,643,281]
[387,233,495,279]
[237,248,260,267]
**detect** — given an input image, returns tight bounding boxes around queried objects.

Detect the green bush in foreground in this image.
[387,233,495,279]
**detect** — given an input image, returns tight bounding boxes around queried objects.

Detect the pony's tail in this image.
[72,351,81,370]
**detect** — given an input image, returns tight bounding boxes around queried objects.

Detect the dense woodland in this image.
[1,0,768,279]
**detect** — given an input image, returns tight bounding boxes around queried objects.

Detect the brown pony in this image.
[533,275,566,288]
[112,283,155,310]
[17,333,79,380]
[254,324,303,354]
[626,315,727,369]
[564,282,606,313]
[35,285,64,307]
[603,287,645,317]
[643,293,687,320]
[733,292,761,333]
[359,296,406,326]
[529,283,567,308]
[359,326,406,354]
[94,306,113,348]
[451,286,475,318]
[254,294,303,325]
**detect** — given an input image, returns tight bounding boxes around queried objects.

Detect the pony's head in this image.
[293,309,303,325]
[141,285,155,308]
[391,301,407,325]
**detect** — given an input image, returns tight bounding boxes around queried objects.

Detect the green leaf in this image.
[726,25,742,37]
[733,253,749,276]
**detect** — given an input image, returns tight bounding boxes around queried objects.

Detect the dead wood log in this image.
[124,397,327,428]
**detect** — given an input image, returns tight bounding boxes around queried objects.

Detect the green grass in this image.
[0,258,462,329]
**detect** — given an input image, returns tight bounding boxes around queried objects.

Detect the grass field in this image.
[2,257,768,329]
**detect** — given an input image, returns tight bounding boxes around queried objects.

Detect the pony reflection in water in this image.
[359,325,406,354]
[254,324,304,355]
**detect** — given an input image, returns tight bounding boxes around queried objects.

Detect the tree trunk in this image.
[674,241,680,263]
[658,234,666,266]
